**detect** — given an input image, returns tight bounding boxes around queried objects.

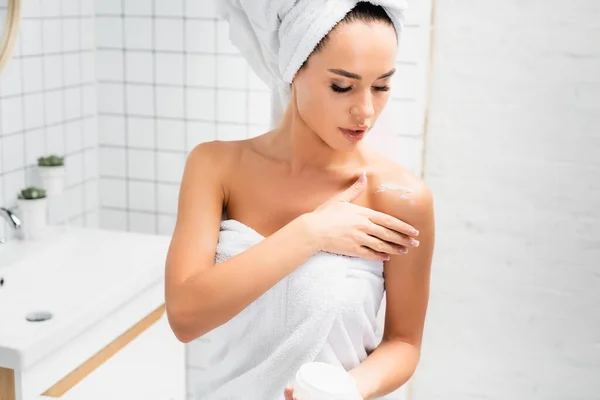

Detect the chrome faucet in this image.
[0,207,21,244]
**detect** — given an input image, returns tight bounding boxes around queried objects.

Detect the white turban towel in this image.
[217,0,407,128]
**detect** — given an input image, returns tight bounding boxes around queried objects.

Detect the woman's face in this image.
[292,21,398,150]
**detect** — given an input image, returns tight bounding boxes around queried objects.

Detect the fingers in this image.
[361,234,409,256]
[365,209,419,239]
[354,245,392,261]
[333,170,367,203]
[364,223,419,250]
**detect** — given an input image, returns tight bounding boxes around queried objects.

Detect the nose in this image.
[350,91,375,121]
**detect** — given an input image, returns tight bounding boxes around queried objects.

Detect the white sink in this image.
[0,226,173,399]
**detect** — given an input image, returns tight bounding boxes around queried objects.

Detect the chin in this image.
[330,135,365,152]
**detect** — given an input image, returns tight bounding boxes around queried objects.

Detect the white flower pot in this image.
[17,197,48,240]
[38,165,65,196]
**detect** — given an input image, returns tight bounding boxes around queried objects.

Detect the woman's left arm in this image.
[349,182,435,400]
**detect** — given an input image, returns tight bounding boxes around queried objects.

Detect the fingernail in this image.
[410,229,419,236]
[409,239,420,247]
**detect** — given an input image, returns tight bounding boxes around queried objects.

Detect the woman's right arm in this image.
[164,142,321,343]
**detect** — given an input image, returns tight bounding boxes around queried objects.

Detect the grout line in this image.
[181,0,189,238]
[0,81,95,100]
[21,15,93,21]
[64,176,98,190]
[120,0,130,231]
[59,0,68,225]
[77,0,86,226]
[14,49,94,60]
[0,114,96,138]
[97,111,279,127]
[100,143,185,154]
[100,175,180,187]
[60,0,68,225]
[40,13,48,154]
[91,8,101,225]
[152,0,159,234]
[182,0,189,154]
[98,47,225,56]
[96,14,216,21]
[18,31,28,187]
[103,205,176,218]
[0,145,97,178]
[96,79,271,94]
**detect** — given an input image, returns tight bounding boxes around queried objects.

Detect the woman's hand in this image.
[302,171,420,261]
[284,386,295,400]
[283,384,363,399]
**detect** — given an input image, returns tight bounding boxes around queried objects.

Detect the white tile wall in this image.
[418,0,600,399]
[0,0,98,241]
[95,2,274,238]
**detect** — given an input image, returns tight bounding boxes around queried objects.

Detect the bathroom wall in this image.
[417,1,600,399]
[94,0,272,236]
[0,0,98,241]
[0,0,433,398]
[94,1,433,399]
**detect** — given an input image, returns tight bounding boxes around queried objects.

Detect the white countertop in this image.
[0,227,172,372]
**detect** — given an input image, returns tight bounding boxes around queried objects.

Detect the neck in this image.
[268,100,365,175]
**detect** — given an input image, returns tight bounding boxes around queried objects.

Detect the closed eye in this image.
[331,84,351,93]
[331,84,390,93]
[374,85,390,92]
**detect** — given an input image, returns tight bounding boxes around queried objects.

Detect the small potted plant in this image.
[16,186,48,240]
[38,154,65,195]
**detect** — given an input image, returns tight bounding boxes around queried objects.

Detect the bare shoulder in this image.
[185,139,257,201]
[366,156,434,227]
[185,139,252,180]
[186,139,246,167]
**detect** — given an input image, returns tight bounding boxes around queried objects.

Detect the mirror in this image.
[0,0,20,74]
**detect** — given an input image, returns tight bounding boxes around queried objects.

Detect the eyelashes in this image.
[331,84,352,93]
[330,83,390,93]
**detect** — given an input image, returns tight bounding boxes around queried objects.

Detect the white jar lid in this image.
[295,362,358,399]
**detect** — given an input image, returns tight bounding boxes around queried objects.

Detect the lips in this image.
[339,127,367,141]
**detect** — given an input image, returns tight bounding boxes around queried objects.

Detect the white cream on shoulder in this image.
[375,183,412,199]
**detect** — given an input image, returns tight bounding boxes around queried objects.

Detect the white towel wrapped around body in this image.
[192,219,386,399]
[217,0,407,127]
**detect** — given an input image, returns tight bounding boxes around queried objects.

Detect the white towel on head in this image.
[191,219,386,400]
[217,0,407,128]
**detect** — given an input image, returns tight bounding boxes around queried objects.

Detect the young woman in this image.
[165,2,434,399]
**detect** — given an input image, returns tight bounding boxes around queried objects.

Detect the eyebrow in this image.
[327,68,396,80]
